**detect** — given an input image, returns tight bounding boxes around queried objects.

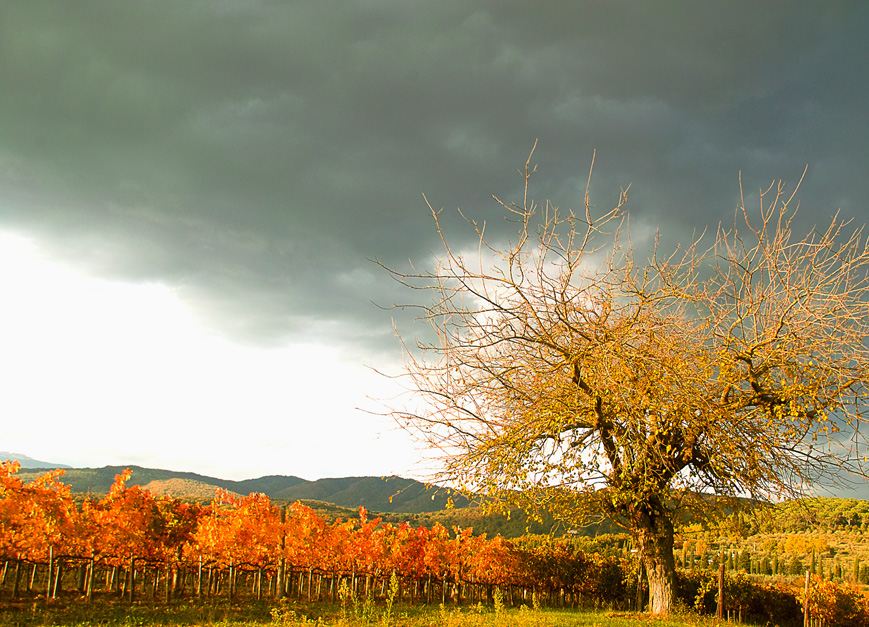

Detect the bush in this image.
[807,576,869,627]
[675,569,801,625]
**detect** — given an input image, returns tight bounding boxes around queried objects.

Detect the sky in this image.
[2,2,869,485]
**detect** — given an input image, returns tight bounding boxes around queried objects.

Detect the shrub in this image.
[807,576,869,627]
[675,569,801,624]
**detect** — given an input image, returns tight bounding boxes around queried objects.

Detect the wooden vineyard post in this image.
[86,551,95,603]
[12,555,21,599]
[150,566,159,599]
[803,571,810,627]
[229,558,235,600]
[716,564,724,622]
[46,546,53,602]
[276,505,286,599]
[128,557,135,604]
[52,559,62,598]
[164,561,171,604]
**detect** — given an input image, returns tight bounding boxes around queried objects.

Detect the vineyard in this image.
[3,461,869,626]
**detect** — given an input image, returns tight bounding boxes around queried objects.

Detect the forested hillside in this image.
[673,498,869,587]
[11,464,470,512]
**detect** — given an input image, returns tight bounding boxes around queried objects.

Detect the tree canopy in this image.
[388,149,869,614]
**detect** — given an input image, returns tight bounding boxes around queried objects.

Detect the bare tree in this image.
[386,147,869,615]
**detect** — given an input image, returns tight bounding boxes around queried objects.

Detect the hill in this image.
[382,505,626,538]
[271,475,470,513]
[1,451,71,469]
[14,465,246,497]
[11,464,469,513]
[142,478,240,501]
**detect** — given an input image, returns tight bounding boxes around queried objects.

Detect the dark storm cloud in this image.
[2,1,868,351]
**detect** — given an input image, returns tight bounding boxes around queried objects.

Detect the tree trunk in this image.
[633,511,676,615]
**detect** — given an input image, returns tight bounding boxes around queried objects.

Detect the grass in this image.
[0,598,756,627]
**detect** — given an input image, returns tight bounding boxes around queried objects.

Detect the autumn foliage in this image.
[1,463,585,604]
[2,461,869,624]
[804,576,869,627]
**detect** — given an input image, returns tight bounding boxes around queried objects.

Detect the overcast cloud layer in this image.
[2,2,869,481]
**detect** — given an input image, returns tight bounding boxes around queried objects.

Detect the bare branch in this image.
[380,151,869,615]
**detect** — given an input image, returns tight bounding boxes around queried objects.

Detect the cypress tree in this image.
[739,550,751,572]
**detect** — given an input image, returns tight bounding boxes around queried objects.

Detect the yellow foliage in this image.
[388,150,869,616]
[783,534,828,555]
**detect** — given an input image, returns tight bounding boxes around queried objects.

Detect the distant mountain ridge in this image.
[9,456,868,541]
[1,451,71,469]
[10,462,470,513]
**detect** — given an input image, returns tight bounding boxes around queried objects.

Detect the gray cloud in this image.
[2,1,868,353]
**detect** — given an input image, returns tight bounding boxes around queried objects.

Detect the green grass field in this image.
[0,599,759,627]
